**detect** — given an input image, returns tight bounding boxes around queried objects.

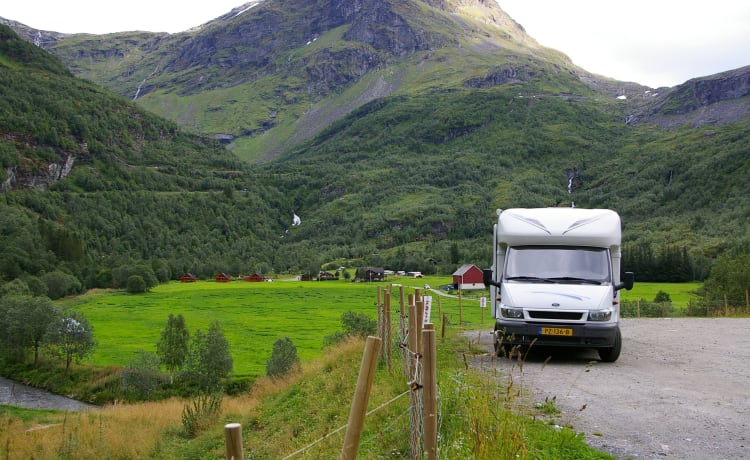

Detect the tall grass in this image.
[0,327,610,460]
[3,282,614,458]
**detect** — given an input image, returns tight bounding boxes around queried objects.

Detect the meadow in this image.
[63,278,701,377]
[63,276,489,378]
[619,281,703,308]
[4,279,705,458]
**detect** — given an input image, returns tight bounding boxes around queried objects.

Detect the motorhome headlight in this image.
[500,307,524,319]
[588,309,613,321]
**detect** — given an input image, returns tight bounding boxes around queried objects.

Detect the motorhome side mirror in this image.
[483,268,501,288]
[616,271,635,291]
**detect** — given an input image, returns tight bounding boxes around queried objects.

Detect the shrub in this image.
[654,290,671,303]
[324,311,377,345]
[126,275,147,293]
[266,337,301,378]
[181,392,223,437]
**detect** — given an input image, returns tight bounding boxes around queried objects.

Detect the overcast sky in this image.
[2,1,749,88]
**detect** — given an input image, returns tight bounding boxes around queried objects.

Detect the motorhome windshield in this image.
[504,246,611,284]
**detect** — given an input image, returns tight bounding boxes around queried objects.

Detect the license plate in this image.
[539,327,573,336]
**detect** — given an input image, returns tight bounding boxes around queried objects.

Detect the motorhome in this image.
[483,208,633,362]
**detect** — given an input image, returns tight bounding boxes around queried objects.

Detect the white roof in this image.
[497,208,621,248]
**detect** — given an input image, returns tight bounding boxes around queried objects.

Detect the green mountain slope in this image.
[0,0,749,293]
[0,24,290,291]
[30,0,609,162]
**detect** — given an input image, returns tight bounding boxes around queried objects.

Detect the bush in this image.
[126,275,147,293]
[266,337,301,378]
[342,311,377,337]
[181,392,223,437]
[41,270,81,300]
[654,290,671,303]
[324,311,377,345]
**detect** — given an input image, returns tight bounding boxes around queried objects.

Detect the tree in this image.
[0,295,60,364]
[704,252,750,306]
[157,313,189,374]
[121,351,163,400]
[0,279,31,297]
[181,320,233,390]
[126,274,147,293]
[49,310,96,372]
[41,270,81,300]
[202,321,233,383]
[266,337,301,378]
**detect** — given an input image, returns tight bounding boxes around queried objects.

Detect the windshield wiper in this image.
[548,277,603,285]
[505,276,555,283]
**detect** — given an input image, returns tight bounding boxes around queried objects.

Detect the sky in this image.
[2,1,749,88]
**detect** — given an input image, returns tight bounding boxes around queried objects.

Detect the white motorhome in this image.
[483,208,634,362]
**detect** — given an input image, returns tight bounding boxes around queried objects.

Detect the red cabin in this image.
[180,273,198,282]
[243,273,265,282]
[215,273,232,283]
[452,264,485,291]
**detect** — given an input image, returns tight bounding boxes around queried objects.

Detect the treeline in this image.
[622,243,705,282]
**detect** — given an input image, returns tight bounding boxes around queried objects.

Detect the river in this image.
[0,376,92,411]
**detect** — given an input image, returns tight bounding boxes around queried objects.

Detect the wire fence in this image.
[621,288,750,318]
[228,284,438,460]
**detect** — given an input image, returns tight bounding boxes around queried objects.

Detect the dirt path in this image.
[467,318,750,459]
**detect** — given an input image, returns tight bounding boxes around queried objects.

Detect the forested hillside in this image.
[0,24,290,296]
[1,0,750,301]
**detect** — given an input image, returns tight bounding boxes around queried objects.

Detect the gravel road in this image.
[467,317,750,459]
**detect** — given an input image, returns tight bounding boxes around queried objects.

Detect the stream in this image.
[0,376,92,411]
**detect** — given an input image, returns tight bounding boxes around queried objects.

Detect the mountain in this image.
[5,0,649,162]
[1,0,749,293]
[0,23,290,293]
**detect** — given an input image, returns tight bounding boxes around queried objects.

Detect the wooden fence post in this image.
[422,324,437,460]
[224,423,243,460]
[341,336,382,460]
[441,313,446,341]
[408,303,418,375]
[377,287,384,360]
[384,286,392,370]
[705,292,710,317]
[407,300,421,460]
[458,286,463,326]
[416,299,425,354]
[724,293,729,316]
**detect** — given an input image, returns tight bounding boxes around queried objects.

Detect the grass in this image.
[59,276,487,378]
[59,279,708,379]
[619,281,703,308]
[1,279,622,458]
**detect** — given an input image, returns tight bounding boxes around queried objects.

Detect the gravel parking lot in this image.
[468,317,750,459]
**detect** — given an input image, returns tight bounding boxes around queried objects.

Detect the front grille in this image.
[528,311,585,320]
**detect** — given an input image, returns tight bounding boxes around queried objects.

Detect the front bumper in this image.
[495,320,618,348]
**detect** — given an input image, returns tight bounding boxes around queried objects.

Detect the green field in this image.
[619,281,703,308]
[66,278,704,377]
[66,276,488,377]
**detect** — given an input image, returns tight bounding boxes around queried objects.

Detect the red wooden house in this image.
[452,264,485,291]
[180,273,198,282]
[243,273,265,282]
[215,273,232,283]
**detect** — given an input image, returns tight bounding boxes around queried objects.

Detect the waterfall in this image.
[567,175,575,207]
